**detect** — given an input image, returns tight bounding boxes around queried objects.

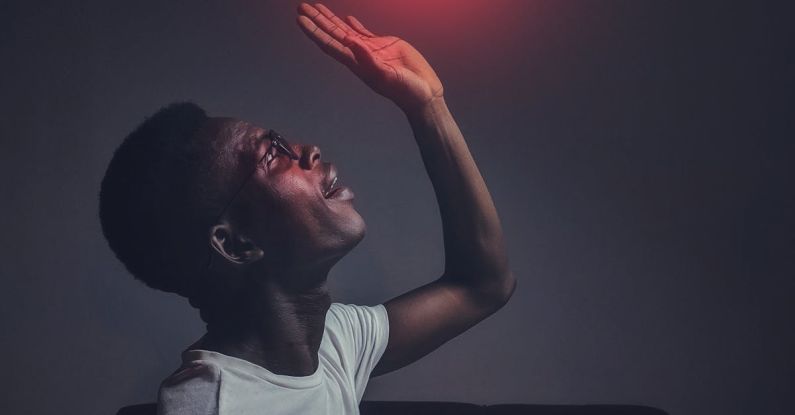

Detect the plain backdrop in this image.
[1,1,792,414]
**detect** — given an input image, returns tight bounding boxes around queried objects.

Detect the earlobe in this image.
[241,242,265,264]
[209,224,265,265]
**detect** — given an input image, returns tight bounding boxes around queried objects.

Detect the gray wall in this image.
[2,1,792,414]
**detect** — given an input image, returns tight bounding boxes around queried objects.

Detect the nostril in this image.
[300,145,322,169]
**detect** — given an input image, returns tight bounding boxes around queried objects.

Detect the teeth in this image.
[325,176,338,198]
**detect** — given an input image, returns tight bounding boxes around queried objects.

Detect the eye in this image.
[264,147,276,167]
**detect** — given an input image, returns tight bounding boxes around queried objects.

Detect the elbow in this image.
[442,266,517,309]
[496,271,517,305]
[477,271,517,309]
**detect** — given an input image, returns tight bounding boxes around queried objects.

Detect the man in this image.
[99,3,515,414]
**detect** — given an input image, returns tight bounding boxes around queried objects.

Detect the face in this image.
[202,117,366,276]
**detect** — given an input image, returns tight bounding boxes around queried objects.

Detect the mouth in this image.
[323,175,340,198]
[323,164,340,198]
[322,164,353,200]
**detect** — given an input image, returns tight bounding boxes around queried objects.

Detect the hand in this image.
[297,2,444,112]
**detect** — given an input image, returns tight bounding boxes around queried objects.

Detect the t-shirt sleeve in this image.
[156,361,221,415]
[327,303,390,401]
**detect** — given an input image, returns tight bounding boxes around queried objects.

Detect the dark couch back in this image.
[118,401,668,415]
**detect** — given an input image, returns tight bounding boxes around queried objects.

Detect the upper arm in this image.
[371,275,515,377]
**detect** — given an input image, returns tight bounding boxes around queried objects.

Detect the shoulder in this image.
[157,361,221,415]
[325,302,390,365]
[327,302,388,327]
[160,361,221,387]
[325,303,390,401]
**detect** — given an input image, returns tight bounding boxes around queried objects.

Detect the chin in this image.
[342,211,366,249]
[320,215,365,268]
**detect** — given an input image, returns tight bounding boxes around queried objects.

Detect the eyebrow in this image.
[236,124,270,156]
[253,129,278,157]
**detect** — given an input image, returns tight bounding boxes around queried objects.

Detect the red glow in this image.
[329,0,560,75]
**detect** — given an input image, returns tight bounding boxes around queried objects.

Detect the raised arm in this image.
[297,3,516,377]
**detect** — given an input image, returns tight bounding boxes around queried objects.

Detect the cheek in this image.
[270,175,319,207]
[267,176,324,228]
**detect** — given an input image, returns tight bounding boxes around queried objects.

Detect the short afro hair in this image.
[99,102,224,297]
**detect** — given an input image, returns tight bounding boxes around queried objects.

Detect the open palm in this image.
[297,3,444,111]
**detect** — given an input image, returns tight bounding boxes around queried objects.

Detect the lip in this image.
[327,186,354,200]
[322,163,354,200]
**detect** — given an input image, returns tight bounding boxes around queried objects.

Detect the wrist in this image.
[402,94,448,123]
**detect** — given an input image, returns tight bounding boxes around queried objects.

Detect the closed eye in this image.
[261,145,279,171]
[265,148,276,167]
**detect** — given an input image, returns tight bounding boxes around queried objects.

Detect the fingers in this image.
[345,15,377,37]
[298,3,351,44]
[314,3,360,39]
[296,14,356,68]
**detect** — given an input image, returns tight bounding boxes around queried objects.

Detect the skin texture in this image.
[197,2,516,378]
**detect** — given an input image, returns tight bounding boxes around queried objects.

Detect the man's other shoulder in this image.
[157,361,221,415]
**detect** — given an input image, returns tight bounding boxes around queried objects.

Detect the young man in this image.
[99,3,515,414]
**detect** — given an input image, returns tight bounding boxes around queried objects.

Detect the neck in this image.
[199,266,333,376]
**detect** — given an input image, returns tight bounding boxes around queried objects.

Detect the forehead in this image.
[196,117,270,180]
[211,117,268,155]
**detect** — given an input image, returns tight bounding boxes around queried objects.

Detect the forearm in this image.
[404,98,515,301]
[296,1,515,309]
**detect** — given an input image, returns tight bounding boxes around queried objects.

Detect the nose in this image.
[299,144,321,169]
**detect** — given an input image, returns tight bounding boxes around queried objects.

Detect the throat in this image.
[200,285,332,377]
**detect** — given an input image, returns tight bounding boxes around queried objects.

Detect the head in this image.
[99,102,365,321]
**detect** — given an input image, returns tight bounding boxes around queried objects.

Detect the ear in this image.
[208,223,265,265]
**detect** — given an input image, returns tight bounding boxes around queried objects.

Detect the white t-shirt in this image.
[156,303,390,415]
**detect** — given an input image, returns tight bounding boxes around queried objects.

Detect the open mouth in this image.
[323,175,340,198]
[322,164,353,200]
